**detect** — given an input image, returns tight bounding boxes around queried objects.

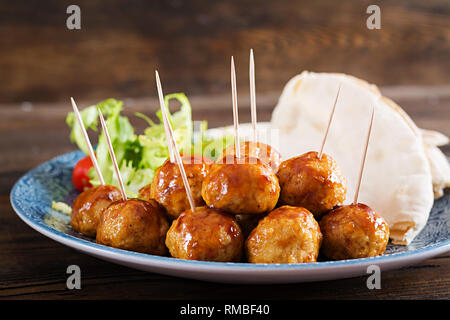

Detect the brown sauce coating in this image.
[137,184,152,201]
[245,205,322,263]
[165,206,244,262]
[320,203,390,260]
[70,185,122,238]
[201,156,280,215]
[141,154,213,219]
[277,151,347,218]
[96,198,169,255]
[221,141,282,172]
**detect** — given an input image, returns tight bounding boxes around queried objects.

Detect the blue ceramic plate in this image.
[10,149,450,283]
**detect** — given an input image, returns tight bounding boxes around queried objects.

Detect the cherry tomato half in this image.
[72,155,93,191]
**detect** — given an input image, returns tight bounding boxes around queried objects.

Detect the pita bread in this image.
[270,71,437,245]
[420,129,450,198]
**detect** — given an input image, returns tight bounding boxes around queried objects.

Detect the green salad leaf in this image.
[66,94,228,197]
[138,93,193,173]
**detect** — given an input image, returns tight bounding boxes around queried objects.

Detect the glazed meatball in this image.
[221,141,282,172]
[246,206,322,263]
[144,154,213,219]
[277,151,347,218]
[96,198,169,255]
[137,184,152,201]
[320,203,389,260]
[165,206,244,262]
[202,156,280,215]
[70,185,122,237]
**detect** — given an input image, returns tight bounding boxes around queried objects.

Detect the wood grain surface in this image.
[1,0,449,300]
[1,0,449,103]
[1,87,449,300]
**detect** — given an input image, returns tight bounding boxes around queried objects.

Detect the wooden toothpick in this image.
[318,84,341,159]
[98,109,127,201]
[155,71,175,163]
[155,71,196,213]
[353,106,375,205]
[70,97,105,186]
[249,49,257,142]
[231,56,241,159]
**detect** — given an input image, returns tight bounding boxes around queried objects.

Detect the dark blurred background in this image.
[0,0,449,174]
[1,0,449,104]
[1,1,450,300]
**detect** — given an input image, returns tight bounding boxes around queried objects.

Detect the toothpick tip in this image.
[69,96,105,186]
[318,84,341,158]
[155,70,175,163]
[70,97,77,109]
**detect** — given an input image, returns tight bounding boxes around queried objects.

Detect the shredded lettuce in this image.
[67,98,143,195]
[138,93,193,172]
[66,94,228,197]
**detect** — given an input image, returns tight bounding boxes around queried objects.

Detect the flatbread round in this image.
[271,71,434,245]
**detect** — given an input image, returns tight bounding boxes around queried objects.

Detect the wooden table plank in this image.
[1,0,449,103]
[1,85,449,299]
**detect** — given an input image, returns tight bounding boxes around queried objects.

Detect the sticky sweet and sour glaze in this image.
[70,185,122,237]
[141,154,213,219]
[201,156,280,215]
[320,203,389,260]
[221,141,282,172]
[165,206,244,262]
[246,205,322,263]
[277,151,347,218]
[96,198,169,255]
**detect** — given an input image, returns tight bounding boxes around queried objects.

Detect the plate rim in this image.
[10,149,450,273]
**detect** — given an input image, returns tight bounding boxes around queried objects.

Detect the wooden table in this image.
[1,0,449,301]
[1,86,449,300]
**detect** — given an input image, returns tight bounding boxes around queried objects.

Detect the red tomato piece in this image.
[72,156,94,191]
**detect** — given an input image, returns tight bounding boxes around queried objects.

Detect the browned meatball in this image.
[320,203,389,260]
[137,184,152,201]
[96,198,169,255]
[202,156,280,215]
[70,185,122,237]
[246,206,322,263]
[165,206,244,261]
[145,154,213,219]
[277,151,347,218]
[221,141,282,172]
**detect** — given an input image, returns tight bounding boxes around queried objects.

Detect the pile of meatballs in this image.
[70,141,390,263]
